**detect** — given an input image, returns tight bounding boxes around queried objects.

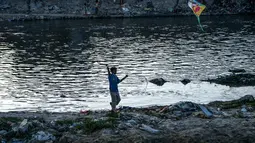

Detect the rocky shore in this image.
[149,69,255,87]
[0,95,255,143]
[203,69,255,87]
[0,0,255,21]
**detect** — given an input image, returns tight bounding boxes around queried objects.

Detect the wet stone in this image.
[180,79,191,85]
[203,73,255,87]
[149,78,167,86]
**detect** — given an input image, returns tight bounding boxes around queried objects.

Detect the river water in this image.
[0,15,255,112]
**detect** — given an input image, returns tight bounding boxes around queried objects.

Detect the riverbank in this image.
[0,13,199,21]
[0,95,255,143]
[0,0,255,21]
[2,13,255,22]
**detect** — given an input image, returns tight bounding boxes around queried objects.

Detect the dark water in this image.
[0,15,255,112]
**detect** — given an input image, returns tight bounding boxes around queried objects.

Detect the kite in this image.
[188,0,206,31]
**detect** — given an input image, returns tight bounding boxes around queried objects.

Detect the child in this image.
[106,65,128,112]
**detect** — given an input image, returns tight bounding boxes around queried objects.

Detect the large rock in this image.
[238,95,255,102]
[208,95,255,109]
[180,79,191,85]
[149,78,167,86]
[203,73,255,87]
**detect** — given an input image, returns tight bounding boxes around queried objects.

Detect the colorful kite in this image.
[188,0,206,31]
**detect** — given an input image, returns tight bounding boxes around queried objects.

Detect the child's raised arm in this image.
[106,65,110,76]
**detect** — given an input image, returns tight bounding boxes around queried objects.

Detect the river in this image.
[0,15,255,112]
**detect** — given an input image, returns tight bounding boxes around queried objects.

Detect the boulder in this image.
[149,78,167,86]
[203,73,255,87]
[180,79,191,85]
[208,95,255,109]
[238,95,255,102]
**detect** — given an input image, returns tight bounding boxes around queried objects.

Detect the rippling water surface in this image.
[0,15,255,112]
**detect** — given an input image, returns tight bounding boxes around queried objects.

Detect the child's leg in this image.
[116,93,121,105]
[110,92,117,111]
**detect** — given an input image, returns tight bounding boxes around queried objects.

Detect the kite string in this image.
[127,72,148,95]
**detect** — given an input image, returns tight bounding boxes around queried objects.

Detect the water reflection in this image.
[0,15,255,112]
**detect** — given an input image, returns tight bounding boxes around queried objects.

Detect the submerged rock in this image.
[149,78,167,86]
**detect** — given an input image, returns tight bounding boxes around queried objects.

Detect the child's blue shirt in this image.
[108,74,120,92]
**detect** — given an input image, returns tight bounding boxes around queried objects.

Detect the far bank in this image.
[0,0,255,21]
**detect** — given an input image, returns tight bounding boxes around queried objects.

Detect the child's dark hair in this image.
[110,67,117,73]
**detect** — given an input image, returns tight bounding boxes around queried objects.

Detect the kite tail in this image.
[197,16,204,32]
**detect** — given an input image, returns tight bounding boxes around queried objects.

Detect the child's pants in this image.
[110,92,121,109]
